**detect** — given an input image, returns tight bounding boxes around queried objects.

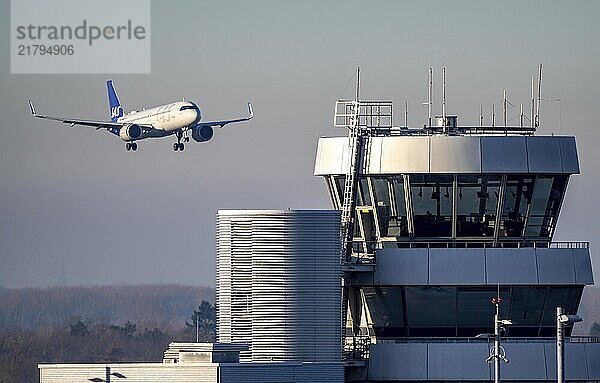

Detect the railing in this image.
[342,336,600,363]
[353,240,589,250]
[568,336,600,343]
[382,336,600,344]
[345,240,590,266]
[549,241,590,249]
[343,336,371,361]
[334,100,393,130]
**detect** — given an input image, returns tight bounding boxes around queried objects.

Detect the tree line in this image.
[0,284,215,383]
[0,284,213,330]
[0,302,215,383]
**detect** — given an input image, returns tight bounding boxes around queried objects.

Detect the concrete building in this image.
[39,343,343,383]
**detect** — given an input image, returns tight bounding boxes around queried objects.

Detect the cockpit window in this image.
[180,105,197,111]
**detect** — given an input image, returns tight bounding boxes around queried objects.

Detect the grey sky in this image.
[1,0,599,288]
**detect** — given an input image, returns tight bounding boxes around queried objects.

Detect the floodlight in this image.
[559,314,583,324]
[475,333,494,339]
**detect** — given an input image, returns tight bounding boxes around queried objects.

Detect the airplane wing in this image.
[199,102,253,128]
[28,100,152,130]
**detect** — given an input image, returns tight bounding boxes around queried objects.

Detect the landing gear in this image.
[173,142,185,151]
[174,131,185,151]
[126,142,138,151]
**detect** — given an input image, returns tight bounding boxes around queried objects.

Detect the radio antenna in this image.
[503,90,507,129]
[530,77,535,129]
[355,67,360,101]
[442,68,447,133]
[422,68,433,128]
[480,106,484,127]
[535,64,542,127]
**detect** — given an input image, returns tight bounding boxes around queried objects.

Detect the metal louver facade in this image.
[216,210,342,363]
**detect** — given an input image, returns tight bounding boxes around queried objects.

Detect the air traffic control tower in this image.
[314,69,599,382]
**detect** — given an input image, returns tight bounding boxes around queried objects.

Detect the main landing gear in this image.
[173,131,187,151]
[173,142,184,151]
[126,142,138,151]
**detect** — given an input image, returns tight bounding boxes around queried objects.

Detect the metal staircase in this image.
[340,101,363,262]
[334,68,393,263]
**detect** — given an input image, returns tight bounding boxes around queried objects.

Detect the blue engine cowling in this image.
[191,125,214,142]
[119,124,142,141]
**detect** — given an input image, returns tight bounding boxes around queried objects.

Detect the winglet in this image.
[247,102,254,119]
[28,100,36,116]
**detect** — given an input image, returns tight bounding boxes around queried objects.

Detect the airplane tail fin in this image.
[107,80,123,122]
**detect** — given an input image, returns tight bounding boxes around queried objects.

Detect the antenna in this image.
[355,67,360,102]
[492,104,496,128]
[442,68,447,134]
[536,64,542,127]
[404,101,408,129]
[503,90,507,129]
[531,76,535,129]
[422,68,432,128]
[480,106,484,127]
[428,68,432,128]
[520,103,524,128]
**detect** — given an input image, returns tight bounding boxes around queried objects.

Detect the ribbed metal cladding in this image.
[216,210,342,363]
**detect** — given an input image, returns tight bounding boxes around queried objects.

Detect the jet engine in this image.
[191,124,214,142]
[119,124,143,141]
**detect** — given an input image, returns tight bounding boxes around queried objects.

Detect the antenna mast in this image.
[480,106,484,127]
[428,68,432,128]
[531,77,535,129]
[520,103,524,128]
[355,67,360,102]
[503,90,507,129]
[536,64,542,127]
[442,68,447,134]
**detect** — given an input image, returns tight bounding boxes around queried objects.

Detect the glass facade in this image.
[456,175,501,237]
[362,285,583,338]
[410,175,453,238]
[526,175,568,237]
[499,175,534,237]
[328,171,582,342]
[328,173,569,253]
[371,176,409,238]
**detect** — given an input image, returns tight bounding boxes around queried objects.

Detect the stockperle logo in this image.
[11,0,151,74]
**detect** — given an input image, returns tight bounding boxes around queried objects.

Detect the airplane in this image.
[28,80,253,151]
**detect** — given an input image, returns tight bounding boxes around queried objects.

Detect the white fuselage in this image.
[118,101,200,132]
